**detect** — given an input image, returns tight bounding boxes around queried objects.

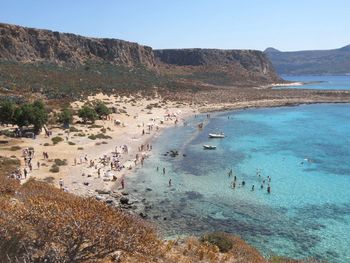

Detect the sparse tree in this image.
[13,101,48,134]
[78,105,98,124]
[0,100,16,126]
[94,101,110,119]
[58,107,73,127]
[31,100,48,134]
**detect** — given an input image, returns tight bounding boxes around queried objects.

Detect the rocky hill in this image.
[0,23,156,67]
[264,45,350,75]
[0,23,282,101]
[155,48,281,86]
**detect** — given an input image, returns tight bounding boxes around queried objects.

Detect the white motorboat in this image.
[208,133,225,138]
[203,145,217,150]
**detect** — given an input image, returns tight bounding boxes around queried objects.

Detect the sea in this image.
[127,76,350,263]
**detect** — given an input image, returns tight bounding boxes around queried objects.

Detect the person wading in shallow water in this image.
[267,185,271,194]
[163,167,166,174]
[168,179,172,187]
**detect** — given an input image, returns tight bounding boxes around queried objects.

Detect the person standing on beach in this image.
[121,178,125,189]
[59,178,64,189]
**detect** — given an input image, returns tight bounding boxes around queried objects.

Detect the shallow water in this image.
[281,75,350,90]
[127,103,350,263]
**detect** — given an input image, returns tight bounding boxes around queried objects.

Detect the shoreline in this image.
[2,93,350,262]
[2,95,350,200]
[0,94,197,201]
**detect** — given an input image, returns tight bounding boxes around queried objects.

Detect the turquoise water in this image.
[281,75,350,90]
[127,103,350,263]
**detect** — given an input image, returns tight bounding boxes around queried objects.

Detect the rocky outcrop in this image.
[0,23,281,87]
[155,48,271,72]
[0,23,156,67]
[155,48,282,85]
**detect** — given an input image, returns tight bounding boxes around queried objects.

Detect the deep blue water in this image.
[281,75,350,90]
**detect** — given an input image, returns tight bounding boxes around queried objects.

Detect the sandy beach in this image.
[2,91,350,201]
[0,94,196,200]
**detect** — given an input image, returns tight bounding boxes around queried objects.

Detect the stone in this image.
[120,196,129,205]
[95,189,111,195]
[95,195,104,201]
[139,212,147,218]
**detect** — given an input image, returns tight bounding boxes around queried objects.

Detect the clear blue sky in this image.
[1,0,350,51]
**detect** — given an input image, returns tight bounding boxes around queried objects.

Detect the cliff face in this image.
[0,23,281,89]
[0,23,156,67]
[155,48,281,85]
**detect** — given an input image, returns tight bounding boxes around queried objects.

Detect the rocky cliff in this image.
[0,23,281,91]
[0,23,156,67]
[155,48,281,85]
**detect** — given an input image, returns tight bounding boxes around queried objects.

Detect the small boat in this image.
[209,132,225,138]
[203,145,217,150]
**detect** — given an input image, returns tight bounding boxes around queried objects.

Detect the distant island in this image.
[264,45,350,75]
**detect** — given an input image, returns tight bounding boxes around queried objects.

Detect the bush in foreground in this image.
[0,180,160,263]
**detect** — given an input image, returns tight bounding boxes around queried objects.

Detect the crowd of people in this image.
[229,168,272,194]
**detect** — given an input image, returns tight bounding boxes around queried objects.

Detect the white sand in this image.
[0,94,197,198]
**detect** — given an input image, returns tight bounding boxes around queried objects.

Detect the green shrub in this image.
[43,143,50,146]
[0,130,15,137]
[51,136,63,145]
[49,164,60,173]
[77,147,84,150]
[43,176,55,184]
[88,124,103,129]
[88,133,112,140]
[54,159,67,166]
[9,146,21,151]
[200,232,233,253]
[68,141,76,145]
[69,126,80,132]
